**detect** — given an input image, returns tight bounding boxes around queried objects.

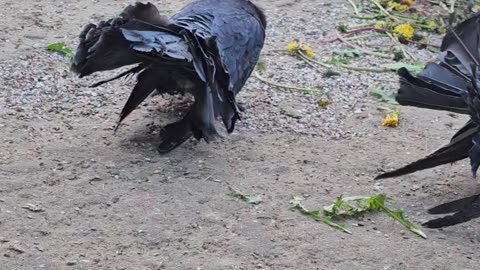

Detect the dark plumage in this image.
[423,194,480,228]
[375,13,480,228]
[72,0,266,152]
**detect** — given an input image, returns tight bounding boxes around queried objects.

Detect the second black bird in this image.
[375,13,480,228]
[72,0,266,153]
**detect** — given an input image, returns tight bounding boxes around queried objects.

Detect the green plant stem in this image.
[299,53,391,73]
[335,32,393,59]
[321,27,384,43]
[408,39,441,49]
[347,0,360,16]
[391,13,424,23]
[350,23,375,29]
[309,213,353,234]
[385,31,411,60]
[254,71,322,94]
[298,52,332,68]
[345,33,386,41]
[340,64,391,72]
[370,0,400,22]
[292,201,352,234]
[450,0,457,13]
[352,15,381,20]
[378,204,427,239]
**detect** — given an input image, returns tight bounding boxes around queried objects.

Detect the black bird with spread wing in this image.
[375,14,480,228]
[72,0,266,153]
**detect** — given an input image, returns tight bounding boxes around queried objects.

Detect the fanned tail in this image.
[376,121,476,179]
[423,194,480,228]
[376,13,480,179]
[395,66,469,114]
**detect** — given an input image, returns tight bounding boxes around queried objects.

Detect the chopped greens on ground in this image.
[229,187,263,205]
[291,194,427,239]
[369,87,398,104]
[47,43,75,58]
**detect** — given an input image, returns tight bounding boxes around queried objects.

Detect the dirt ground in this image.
[1,0,480,269]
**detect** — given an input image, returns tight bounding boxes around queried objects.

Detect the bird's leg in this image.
[157,112,193,154]
[189,87,219,143]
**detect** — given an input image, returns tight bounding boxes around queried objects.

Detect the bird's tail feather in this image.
[395,67,469,114]
[375,121,476,179]
[89,63,148,88]
[115,67,163,132]
[423,194,480,228]
[438,14,480,77]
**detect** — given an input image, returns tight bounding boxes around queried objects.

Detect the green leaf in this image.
[376,202,427,239]
[47,42,75,58]
[324,57,349,65]
[243,195,262,205]
[230,188,262,205]
[369,87,398,104]
[290,197,352,234]
[381,62,425,75]
[295,194,426,239]
[323,195,380,217]
[337,24,348,33]
[322,69,341,78]
[256,58,266,72]
[427,47,441,54]
[332,50,364,58]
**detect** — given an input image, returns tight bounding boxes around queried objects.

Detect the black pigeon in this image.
[375,13,480,228]
[72,1,266,153]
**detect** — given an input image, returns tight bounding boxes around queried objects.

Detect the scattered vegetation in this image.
[47,42,74,58]
[229,187,263,205]
[291,194,427,238]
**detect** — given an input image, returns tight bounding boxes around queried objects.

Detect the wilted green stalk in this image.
[347,0,360,16]
[254,72,322,94]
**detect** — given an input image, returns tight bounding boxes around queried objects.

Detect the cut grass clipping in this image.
[230,187,262,205]
[369,87,398,104]
[290,194,426,239]
[47,42,75,58]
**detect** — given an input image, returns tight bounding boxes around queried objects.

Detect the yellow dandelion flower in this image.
[285,42,315,59]
[285,42,299,55]
[374,21,386,29]
[427,20,436,29]
[317,93,331,107]
[394,23,414,40]
[403,0,413,6]
[387,2,409,11]
[387,2,398,9]
[396,4,409,11]
[382,111,399,127]
[300,44,315,59]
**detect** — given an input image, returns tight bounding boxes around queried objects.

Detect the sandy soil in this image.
[1,0,480,269]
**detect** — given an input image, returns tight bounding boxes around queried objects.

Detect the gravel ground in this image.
[1,0,480,269]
